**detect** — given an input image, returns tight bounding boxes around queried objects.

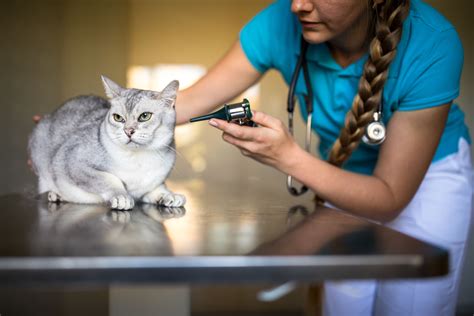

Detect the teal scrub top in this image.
[240,0,470,175]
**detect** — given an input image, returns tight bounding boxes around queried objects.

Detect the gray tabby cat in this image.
[28,76,186,210]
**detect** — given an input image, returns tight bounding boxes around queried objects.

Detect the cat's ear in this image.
[101,75,124,99]
[159,80,179,108]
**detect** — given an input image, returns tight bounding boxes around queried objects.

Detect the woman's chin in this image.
[302,30,331,45]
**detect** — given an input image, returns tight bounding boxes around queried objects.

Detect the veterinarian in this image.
[176,0,473,314]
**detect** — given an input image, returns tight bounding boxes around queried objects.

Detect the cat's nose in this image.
[124,128,135,138]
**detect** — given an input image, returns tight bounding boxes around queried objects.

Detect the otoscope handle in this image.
[189,112,226,122]
[189,98,256,126]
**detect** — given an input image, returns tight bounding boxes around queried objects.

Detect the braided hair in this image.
[327,0,410,168]
[311,0,410,205]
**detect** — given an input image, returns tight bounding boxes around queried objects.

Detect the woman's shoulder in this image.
[393,0,463,79]
[403,0,462,56]
[240,0,299,72]
[246,0,297,34]
[388,0,464,110]
[409,0,456,33]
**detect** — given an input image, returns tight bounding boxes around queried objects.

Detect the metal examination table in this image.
[0,180,448,315]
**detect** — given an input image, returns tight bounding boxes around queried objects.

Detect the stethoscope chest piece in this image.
[362,111,386,145]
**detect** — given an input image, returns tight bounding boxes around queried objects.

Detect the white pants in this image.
[323,139,474,316]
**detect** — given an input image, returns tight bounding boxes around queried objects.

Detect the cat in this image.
[28,75,186,210]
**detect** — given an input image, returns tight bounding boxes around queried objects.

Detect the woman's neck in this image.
[327,11,371,68]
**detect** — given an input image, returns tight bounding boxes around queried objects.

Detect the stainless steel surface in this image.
[0,180,448,285]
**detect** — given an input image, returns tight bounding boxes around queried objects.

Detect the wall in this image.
[1,0,62,194]
[0,0,472,312]
[0,0,129,195]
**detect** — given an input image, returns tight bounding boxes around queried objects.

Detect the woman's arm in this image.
[287,104,450,221]
[175,41,262,125]
[210,103,450,222]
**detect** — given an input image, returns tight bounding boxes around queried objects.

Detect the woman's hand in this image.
[209,111,301,171]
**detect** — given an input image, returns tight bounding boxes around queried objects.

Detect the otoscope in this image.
[189,98,257,127]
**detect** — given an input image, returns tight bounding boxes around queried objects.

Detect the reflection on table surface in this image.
[34,202,181,256]
[0,179,447,263]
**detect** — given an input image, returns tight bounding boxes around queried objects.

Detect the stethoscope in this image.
[286,37,387,196]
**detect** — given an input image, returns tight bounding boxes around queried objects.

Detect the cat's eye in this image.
[113,113,125,123]
[138,112,153,122]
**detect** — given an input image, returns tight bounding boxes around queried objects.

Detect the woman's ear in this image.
[101,75,124,99]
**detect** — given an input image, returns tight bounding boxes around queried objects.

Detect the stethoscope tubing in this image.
[286,36,386,196]
[286,37,312,196]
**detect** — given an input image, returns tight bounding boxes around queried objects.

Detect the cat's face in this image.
[101,76,178,150]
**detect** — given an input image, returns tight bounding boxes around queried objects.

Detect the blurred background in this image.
[0,0,472,314]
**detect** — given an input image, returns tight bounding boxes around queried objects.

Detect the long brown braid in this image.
[313,0,410,204]
[327,0,410,168]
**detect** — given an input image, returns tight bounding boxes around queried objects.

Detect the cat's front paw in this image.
[157,193,186,207]
[109,194,135,210]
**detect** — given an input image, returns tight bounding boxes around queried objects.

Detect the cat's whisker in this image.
[163,144,183,159]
